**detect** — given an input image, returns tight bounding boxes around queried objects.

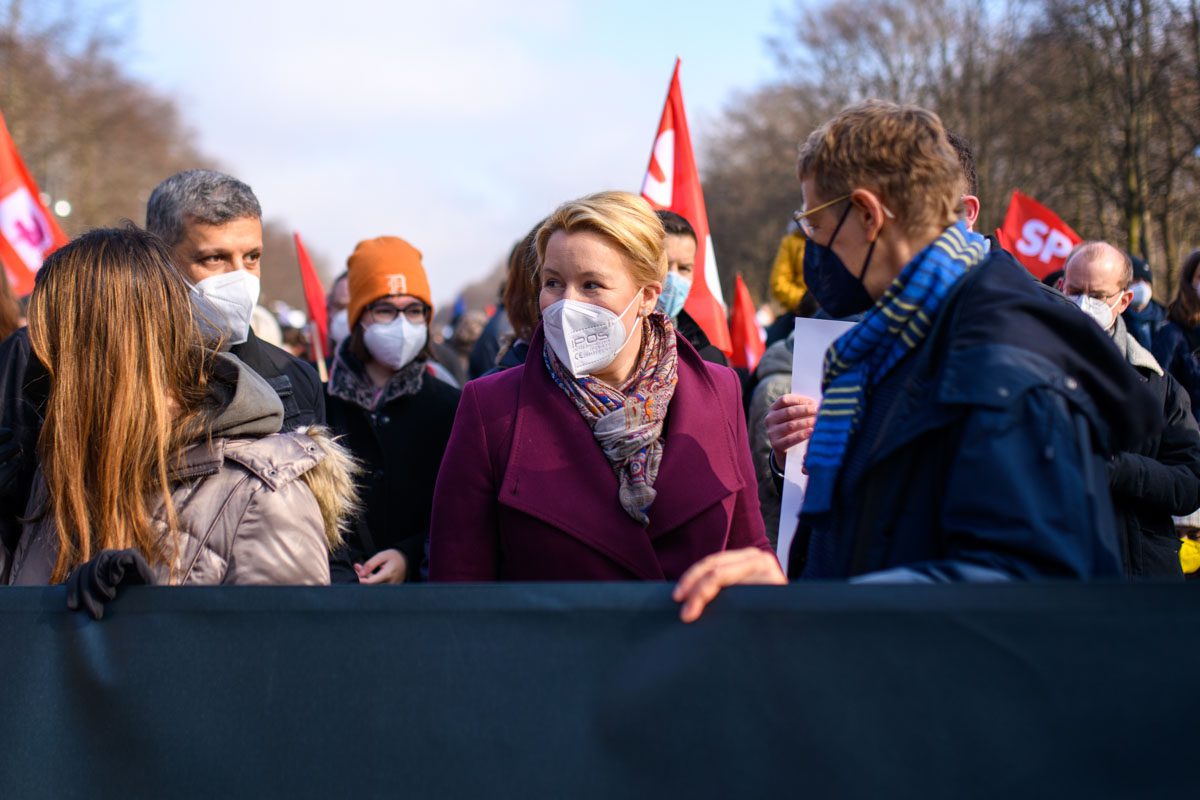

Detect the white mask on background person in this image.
[542,291,642,378]
[656,271,692,320]
[328,309,351,348]
[1068,293,1122,333]
[363,316,428,370]
[191,270,261,346]
[1129,282,1152,311]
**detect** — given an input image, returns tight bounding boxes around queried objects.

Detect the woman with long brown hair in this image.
[3,225,357,588]
[1152,250,1200,421]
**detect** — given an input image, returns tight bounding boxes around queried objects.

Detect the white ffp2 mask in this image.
[328,309,351,348]
[363,316,428,370]
[1130,282,1153,311]
[542,292,642,378]
[191,270,261,346]
[1068,293,1122,333]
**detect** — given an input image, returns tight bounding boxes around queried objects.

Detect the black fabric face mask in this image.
[803,204,878,318]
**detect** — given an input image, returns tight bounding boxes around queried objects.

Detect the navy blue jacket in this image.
[1123,300,1165,352]
[1152,320,1200,423]
[790,250,1160,582]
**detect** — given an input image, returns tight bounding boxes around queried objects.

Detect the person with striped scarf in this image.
[675,100,1159,622]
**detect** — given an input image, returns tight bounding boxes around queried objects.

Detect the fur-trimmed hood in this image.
[8,425,361,586]
[293,426,361,549]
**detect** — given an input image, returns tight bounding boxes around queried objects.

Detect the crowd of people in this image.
[0,98,1196,619]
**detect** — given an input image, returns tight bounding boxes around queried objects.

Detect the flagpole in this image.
[310,320,328,383]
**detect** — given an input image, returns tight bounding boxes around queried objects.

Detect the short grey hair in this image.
[145,169,262,247]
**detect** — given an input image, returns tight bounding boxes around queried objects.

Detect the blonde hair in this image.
[797,100,964,236]
[27,226,217,583]
[535,191,667,285]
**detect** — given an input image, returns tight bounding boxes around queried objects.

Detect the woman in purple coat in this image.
[428,191,773,581]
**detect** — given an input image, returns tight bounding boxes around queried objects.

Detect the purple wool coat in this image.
[428,327,773,581]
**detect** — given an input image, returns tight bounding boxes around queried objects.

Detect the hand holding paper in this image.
[765,393,819,467]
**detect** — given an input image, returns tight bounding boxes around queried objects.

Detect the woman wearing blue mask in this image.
[325,237,461,584]
[674,100,1158,621]
[654,210,728,366]
[428,192,771,582]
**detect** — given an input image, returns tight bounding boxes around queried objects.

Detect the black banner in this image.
[0,583,1195,798]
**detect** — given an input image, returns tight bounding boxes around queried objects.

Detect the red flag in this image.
[0,109,68,295]
[640,59,732,357]
[294,232,328,347]
[998,190,1082,279]
[728,274,764,371]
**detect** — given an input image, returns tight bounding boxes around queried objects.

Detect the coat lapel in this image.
[499,330,745,575]
[643,335,744,538]
[499,329,666,579]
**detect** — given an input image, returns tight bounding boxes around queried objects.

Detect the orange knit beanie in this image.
[346,236,433,328]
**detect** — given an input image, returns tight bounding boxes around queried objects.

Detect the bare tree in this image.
[705,0,1200,303]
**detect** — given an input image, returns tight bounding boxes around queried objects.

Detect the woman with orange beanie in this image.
[325,236,461,584]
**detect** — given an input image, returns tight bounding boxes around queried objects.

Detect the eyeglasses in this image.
[366,302,428,325]
[793,194,898,239]
[793,194,852,238]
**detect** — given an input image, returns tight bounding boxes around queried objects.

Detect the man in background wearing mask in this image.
[1061,241,1200,578]
[327,271,351,356]
[654,210,727,366]
[146,169,324,430]
[1121,254,1165,352]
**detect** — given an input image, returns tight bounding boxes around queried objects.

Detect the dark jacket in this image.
[481,338,530,378]
[469,307,512,379]
[0,328,47,555]
[1151,320,1200,423]
[1123,300,1166,353]
[428,326,771,582]
[230,329,325,430]
[675,310,728,367]
[789,249,1160,582]
[325,348,460,583]
[1108,319,1200,579]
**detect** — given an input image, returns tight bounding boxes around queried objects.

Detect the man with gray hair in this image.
[146,169,323,430]
[1061,241,1200,578]
[0,170,324,555]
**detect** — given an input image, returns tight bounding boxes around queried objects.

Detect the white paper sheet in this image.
[776,317,855,573]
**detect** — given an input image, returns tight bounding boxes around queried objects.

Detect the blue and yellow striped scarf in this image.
[802,222,988,516]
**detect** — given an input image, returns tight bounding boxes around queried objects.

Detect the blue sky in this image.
[123,0,793,303]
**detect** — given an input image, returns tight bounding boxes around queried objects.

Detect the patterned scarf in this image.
[543,311,679,525]
[329,339,425,411]
[803,222,988,515]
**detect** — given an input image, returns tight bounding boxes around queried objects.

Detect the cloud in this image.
[128,0,776,302]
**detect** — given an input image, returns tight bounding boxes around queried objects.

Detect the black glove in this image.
[66,548,157,620]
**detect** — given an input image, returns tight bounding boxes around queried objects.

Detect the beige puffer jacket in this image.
[5,354,358,586]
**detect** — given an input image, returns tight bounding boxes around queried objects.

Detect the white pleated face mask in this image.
[328,309,351,348]
[542,291,642,378]
[1068,293,1122,333]
[1130,282,1152,311]
[363,316,428,370]
[191,270,261,346]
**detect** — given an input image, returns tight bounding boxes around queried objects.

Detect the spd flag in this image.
[640,59,732,356]
[996,190,1082,280]
[0,109,68,295]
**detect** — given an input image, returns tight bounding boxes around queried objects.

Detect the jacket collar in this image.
[849,260,1115,484]
[1112,315,1163,376]
[498,327,743,579]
